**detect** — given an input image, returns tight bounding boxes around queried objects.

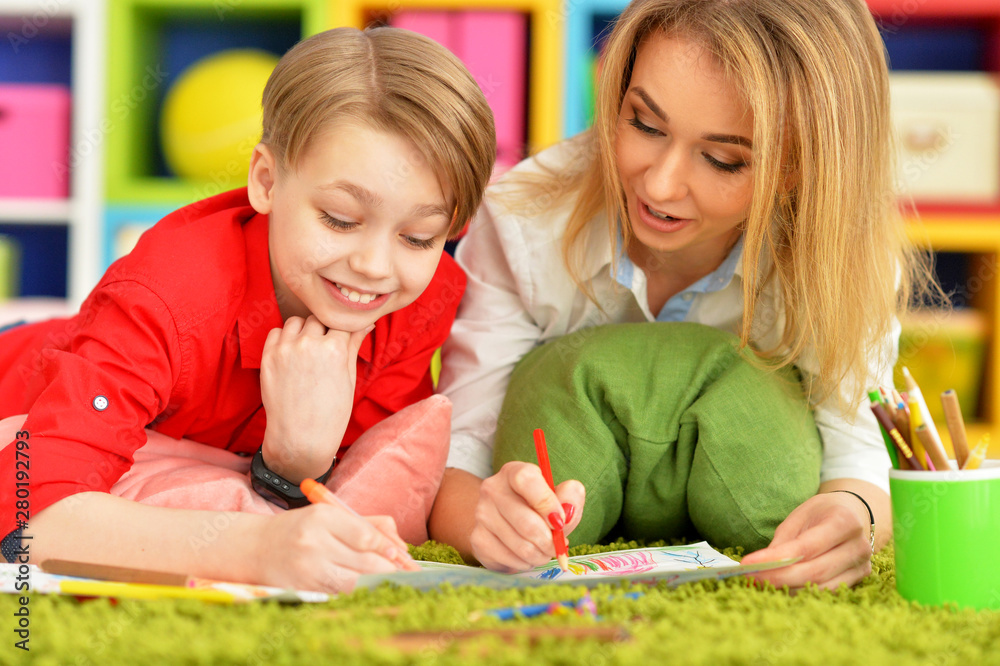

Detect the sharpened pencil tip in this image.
[557,553,569,572]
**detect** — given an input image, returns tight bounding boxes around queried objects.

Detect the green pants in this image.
[493,323,822,551]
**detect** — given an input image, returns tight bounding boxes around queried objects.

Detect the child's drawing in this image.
[530,544,734,581]
[354,541,796,591]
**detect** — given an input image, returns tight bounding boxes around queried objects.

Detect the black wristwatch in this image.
[250,448,335,509]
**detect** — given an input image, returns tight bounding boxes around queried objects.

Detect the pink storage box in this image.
[392,10,453,50]
[0,84,71,199]
[455,12,527,170]
[391,10,528,173]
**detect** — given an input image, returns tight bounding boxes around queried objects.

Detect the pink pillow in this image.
[0,394,452,544]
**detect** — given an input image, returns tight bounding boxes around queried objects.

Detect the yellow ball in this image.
[160,49,279,181]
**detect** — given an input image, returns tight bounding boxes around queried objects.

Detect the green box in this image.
[105,0,328,206]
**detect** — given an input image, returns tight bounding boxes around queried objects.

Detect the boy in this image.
[0,26,495,592]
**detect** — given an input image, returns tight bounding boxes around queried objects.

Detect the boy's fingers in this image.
[346,324,374,358]
[301,315,328,337]
[364,515,419,570]
[281,315,306,336]
[315,505,409,567]
[262,327,282,355]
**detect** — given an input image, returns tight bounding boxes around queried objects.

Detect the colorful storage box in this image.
[0,84,71,199]
[391,10,527,172]
[890,73,1000,203]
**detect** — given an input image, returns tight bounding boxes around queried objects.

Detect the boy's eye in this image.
[403,235,438,250]
[320,212,357,230]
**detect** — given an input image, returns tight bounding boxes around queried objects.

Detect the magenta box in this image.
[0,84,71,199]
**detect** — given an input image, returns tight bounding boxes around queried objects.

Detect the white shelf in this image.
[0,198,73,224]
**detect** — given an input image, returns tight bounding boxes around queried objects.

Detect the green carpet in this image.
[3,540,999,665]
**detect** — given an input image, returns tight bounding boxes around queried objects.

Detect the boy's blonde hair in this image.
[261,26,496,238]
[522,0,937,408]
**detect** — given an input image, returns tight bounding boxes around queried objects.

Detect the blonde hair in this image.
[261,27,496,238]
[514,0,936,408]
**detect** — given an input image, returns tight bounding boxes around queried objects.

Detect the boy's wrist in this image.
[251,447,336,509]
[259,431,338,483]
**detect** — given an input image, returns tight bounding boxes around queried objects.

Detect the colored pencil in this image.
[300,478,417,570]
[41,559,194,586]
[533,428,570,572]
[962,434,990,471]
[869,390,900,469]
[941,389,971,468]
[870,402,923,470]
[902,367,947,459]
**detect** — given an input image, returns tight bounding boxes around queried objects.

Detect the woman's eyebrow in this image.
[702,132,753,149]
[631,87,668,122]
[631,87,753,149]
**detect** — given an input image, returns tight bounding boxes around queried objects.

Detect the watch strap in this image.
[250,448,335,509]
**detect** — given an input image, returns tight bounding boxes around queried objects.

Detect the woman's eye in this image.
[320,212,357,230]
[704,153,747,174]
[403,235,437,250]
[628,116,662,136]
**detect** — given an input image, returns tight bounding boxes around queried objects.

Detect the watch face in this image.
[250,449,309,509]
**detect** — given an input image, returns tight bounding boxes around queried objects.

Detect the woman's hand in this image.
[259,315,371,481]
[254,502,419,593]
[740,490,875,591]
[469,461,586,572]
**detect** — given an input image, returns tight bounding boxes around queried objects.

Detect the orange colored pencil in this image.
[300,478,417,570]
[533,429,570,572]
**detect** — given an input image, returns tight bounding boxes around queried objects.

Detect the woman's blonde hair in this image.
[524,0,936,408]
[261,26,496,238]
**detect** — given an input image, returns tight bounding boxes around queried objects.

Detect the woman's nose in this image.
[644,147,690,203]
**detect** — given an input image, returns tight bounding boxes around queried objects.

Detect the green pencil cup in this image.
[890,460,1000,610]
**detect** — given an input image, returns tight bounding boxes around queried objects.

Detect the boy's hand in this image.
[256,503,419,593]
[259,315,372,481]
[469,461,585,572]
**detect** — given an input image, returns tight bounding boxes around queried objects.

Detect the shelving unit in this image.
[872,0,1000,454]
[0,0,105,306]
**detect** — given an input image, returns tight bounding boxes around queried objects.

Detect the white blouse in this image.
[439,138,896,492]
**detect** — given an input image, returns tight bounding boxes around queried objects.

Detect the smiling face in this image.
[615,32,754,276]
[248,122,452,332]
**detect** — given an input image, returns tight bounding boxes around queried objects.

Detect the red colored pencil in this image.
[533,428,569,572]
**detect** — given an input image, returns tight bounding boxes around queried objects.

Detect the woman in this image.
[430,0,934,590]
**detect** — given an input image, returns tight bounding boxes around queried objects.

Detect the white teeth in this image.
[646,204,676,221]
[337,283,378,304]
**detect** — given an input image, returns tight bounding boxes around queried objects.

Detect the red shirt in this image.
[0,189,465,537]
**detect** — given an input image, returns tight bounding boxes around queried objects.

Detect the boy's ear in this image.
[248,143,277,214]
